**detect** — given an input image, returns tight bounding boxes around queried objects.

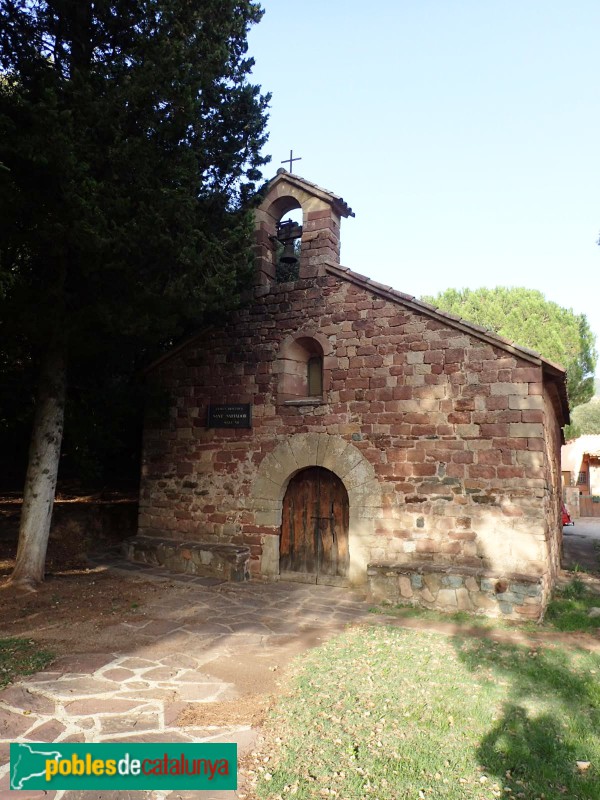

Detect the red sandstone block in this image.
[496,411,522,423]
[528,438,545,451]
[528,382,543,395]
[480,369,499,383]
[480,423,509,438]
[512,367,540,382]
[387,315,409,327]
[468,465,497,479]
[472,412,495,424]
[446,463,466,477]
[370,377,387,389]
[452,450,474,463]
[477,450,503,465]
[485,396,508,410]
[449,412,472,424]
[444,363,461,374]
[404,412,429,424]
[454,398,475,411]
[445,348,465,363]
[307,208,334,221]
[411,425,438,436]
[469,346,495,361]
[497,466,525,479]
[412,463,437,476]
[390,424,413,435]
[493,437,528,451]
[522,410,544,423]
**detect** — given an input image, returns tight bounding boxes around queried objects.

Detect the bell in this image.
[280,241,299,265]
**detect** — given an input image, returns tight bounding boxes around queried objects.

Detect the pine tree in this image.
[0,0,270,586]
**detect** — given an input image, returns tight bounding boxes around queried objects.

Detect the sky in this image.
[247,0,600,375]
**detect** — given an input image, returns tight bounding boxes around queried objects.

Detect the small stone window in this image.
[278,336,325,403]
[308,356,323,396]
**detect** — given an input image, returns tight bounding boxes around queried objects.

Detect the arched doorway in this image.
[280,467,349,585]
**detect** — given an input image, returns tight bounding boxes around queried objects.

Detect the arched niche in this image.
[275,331,333,402]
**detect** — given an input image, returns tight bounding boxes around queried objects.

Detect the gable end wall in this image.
[139,273,562,602]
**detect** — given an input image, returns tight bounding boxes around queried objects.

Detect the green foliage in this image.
[0,0,270,483]
[423,287,597,409]
[569,397,600,436]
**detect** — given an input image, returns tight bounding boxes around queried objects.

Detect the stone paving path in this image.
[0,558,372,799]
[3,538,600,799]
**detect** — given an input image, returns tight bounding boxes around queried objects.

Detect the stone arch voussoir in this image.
[252,433,382,584]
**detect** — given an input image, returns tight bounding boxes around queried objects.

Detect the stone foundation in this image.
[123,536,250,582]
[367,562,545,621]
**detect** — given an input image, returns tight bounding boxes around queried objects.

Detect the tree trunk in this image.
[9,339,67,588]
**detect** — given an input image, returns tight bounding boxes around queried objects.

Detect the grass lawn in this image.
[0,638,54,689]
[545,579,600,633]
[254,626,600,800]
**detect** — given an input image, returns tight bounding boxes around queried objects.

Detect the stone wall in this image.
[542,384,564,599]
[139,269,563,596]
[123,535,250,581]
[367,563,544,620]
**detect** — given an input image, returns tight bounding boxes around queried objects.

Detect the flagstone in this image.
[140,666,182,681]
[100,668,136,682]
[163,700,190,726]
[117,657,156,669]
[99,711,160,735]
[0,706,36,738]
[0,685,56,715]
[23,719,67,741]
[32,677,118,698]
[64,698,147,716]
[49,654,116,673]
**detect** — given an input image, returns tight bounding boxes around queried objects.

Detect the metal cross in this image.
[281,149,301,172]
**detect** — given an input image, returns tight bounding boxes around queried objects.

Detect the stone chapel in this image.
[132,170,569,619]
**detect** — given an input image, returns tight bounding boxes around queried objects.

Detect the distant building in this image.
[562,435,600,517]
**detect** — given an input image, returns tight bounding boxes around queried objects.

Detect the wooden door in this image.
[280,467,349,583]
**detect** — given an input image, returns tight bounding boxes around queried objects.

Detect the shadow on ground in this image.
[454,635,600,798]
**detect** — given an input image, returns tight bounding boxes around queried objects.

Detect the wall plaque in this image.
[207,403,252,429]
